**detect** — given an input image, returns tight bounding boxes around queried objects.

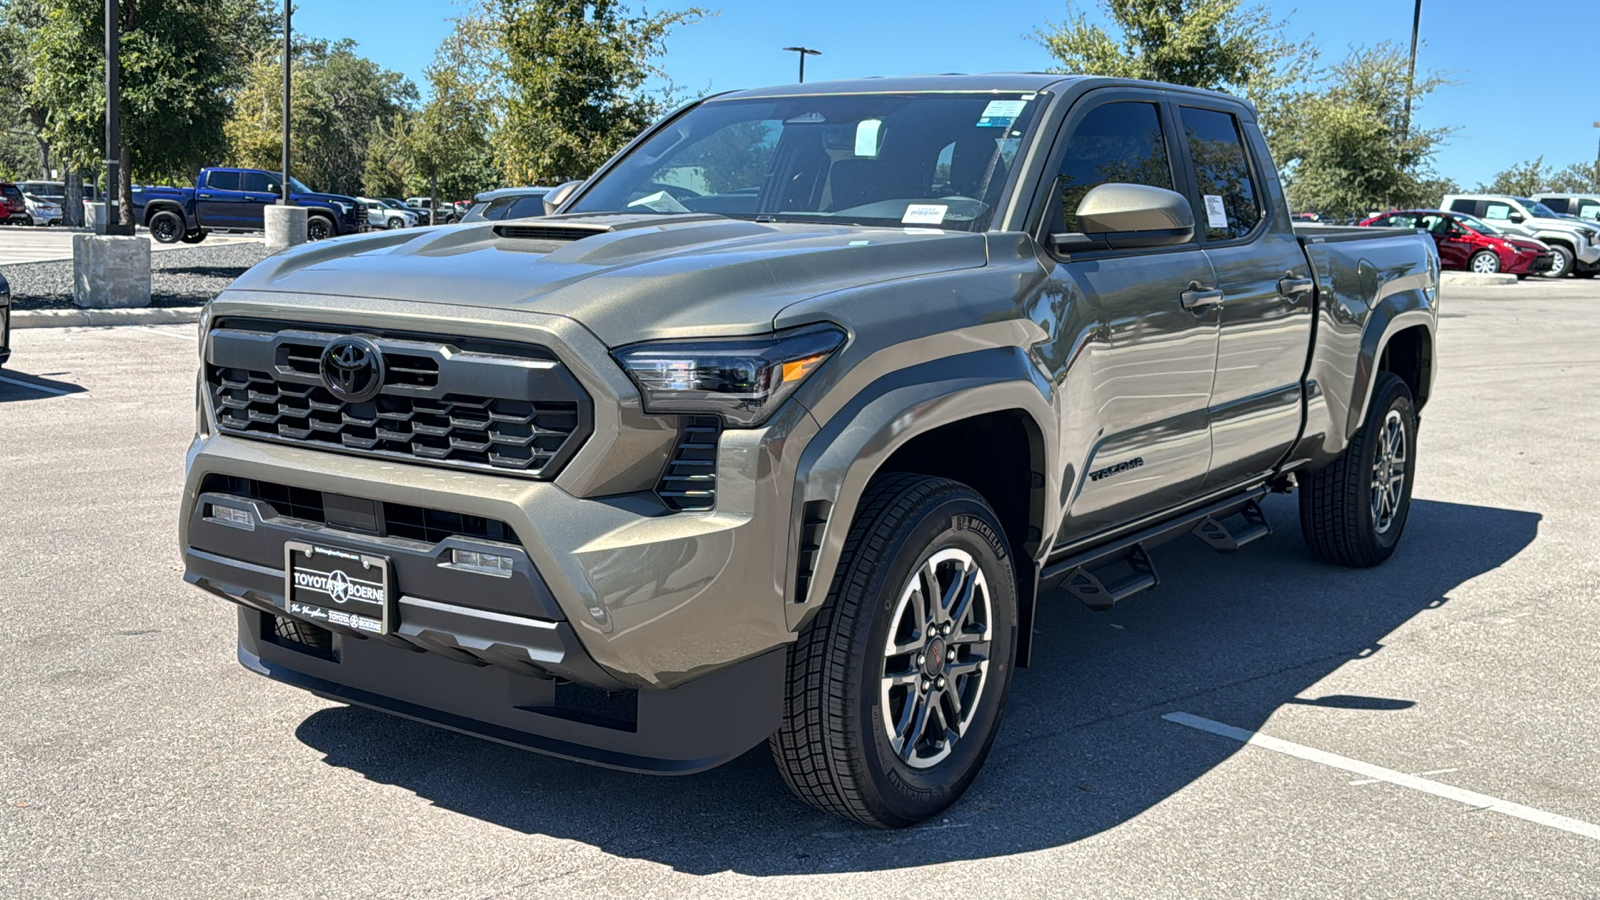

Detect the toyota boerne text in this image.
[181,74,1439,827]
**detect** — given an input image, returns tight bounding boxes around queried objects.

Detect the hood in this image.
[1506,236,1549,252]
[223,213,991,345]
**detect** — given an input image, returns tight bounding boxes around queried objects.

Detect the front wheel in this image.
[771,474,1018,828]
[1543,245,1574,278]
[1298,373,1418,567]
[306,215,333,241]
[148,210,183,244]
[1468,250,1501,274]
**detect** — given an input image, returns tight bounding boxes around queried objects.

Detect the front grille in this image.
[656,416,721,511]
[202,475,521,546]
[206,322,591,479]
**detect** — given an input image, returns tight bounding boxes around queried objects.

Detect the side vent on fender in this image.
[657,416,722,511]
[794,500,833,602]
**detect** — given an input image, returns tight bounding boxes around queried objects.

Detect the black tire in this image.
[1467,250,1500,274]
[1543,245,1575,278]
[385,217,401,229]
[1298,372,1418,567]
[306,215,334,241]
[1574,269,1598,279]
[179,229,206,244]
[771,474,1018,828]
[148,209,184,244]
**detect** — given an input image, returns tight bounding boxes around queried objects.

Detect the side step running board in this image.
[1191,500,1271,553]
[1061,545,1158,612]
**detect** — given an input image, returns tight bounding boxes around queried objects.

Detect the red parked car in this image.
[1361,209,1553,276]
[0,182,27,225]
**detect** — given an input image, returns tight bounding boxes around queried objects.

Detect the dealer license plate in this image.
[282,541,393,635]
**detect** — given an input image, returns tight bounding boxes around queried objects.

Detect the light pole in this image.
[1402,0,1422,143]
[102,0,131,235]
[782,46,821,83]
[280,1,293,206]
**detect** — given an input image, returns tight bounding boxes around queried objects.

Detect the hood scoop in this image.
[493,222,615,241]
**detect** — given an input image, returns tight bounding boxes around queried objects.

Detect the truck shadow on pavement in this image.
[294,495,1539,874]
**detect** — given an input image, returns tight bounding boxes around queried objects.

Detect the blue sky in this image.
[295,0,1594,188]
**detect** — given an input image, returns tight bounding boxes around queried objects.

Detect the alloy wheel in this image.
[1471,253,1499,273]
[1370,409,1407,534]
[880,547,992,769]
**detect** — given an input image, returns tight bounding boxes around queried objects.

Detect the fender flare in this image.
[785,346,1058,632]
[1345,292,1436,440]
[142,200,189,230]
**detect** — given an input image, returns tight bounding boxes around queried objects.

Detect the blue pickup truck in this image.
[132,167,366,244]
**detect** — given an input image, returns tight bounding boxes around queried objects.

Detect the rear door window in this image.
[1179,106,1262,241]
[505,195,548,218]
[206,171,241,192]
[241,172,279,194]
[1541,197,1570,213]
[1054,101,1174,233]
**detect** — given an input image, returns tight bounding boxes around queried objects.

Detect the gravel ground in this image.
[3,241,272,309]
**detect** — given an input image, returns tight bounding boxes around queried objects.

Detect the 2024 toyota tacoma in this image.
[181,75,1439,827]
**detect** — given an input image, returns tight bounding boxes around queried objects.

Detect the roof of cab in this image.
[713,73,1079,100]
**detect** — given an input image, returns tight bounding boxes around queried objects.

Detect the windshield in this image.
[1455,213,1504,236]
[1516,198,1563,219]
[286,175,312,194]
[379,199,407,209]
[570,92,1045,231]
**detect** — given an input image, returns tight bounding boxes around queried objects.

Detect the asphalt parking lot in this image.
[2,279,1598,898]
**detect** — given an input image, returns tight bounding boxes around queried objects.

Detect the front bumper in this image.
[181,294,819,768]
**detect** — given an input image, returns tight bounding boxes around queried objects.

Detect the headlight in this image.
[613,324,846,426]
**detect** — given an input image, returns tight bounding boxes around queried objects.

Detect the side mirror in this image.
[1508,212,1526,223]
[1051,183,1195,253]
[544,180,584,216]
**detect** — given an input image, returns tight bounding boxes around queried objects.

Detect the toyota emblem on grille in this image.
[320,337,385,403]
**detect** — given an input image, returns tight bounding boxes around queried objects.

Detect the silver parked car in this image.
[458,186,556,224]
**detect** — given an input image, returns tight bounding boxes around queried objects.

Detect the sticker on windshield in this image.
[1204,195,1229,230]
[855,119,883,157]
[976,99,1028,128]
[902,204,948,225]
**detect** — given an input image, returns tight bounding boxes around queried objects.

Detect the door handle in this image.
[1181,283,1225,311]
[197,193,213,199]
[1277,275,1315,299]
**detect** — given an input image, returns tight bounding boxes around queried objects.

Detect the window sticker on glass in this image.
[976,99,1028,128]
[1203,194,1229,230]
[854,119,883,157]
[902,204,948,225]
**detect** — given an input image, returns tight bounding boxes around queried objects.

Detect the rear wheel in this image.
[1468,250,1501,274]
[148,210,183,244]
[1543,245,1574,278]
[306,215,333,241]
[1298,373,1417,567]
[771,474,1018,828]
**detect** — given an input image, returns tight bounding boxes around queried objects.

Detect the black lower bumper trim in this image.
[238,609,785,775]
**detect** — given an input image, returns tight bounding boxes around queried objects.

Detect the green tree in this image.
[1032,0,1316,163]
[494,0,708,184]
[226,37,417,195]
[1478,157,1552,196]
[1283,44,1451,218]
[402,7,502,203]
[27,0,270,222]
[1548,162,1600,194]
[0,0,49,180]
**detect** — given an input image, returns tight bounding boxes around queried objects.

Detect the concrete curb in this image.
[1441,272,1519,287]
[11,307,202,329]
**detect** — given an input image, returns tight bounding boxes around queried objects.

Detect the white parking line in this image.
[1163,711,1600,843]
[130,326,195,341]
[0,374,87,398]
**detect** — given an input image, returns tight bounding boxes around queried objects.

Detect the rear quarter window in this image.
[1180,106,1262,241]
